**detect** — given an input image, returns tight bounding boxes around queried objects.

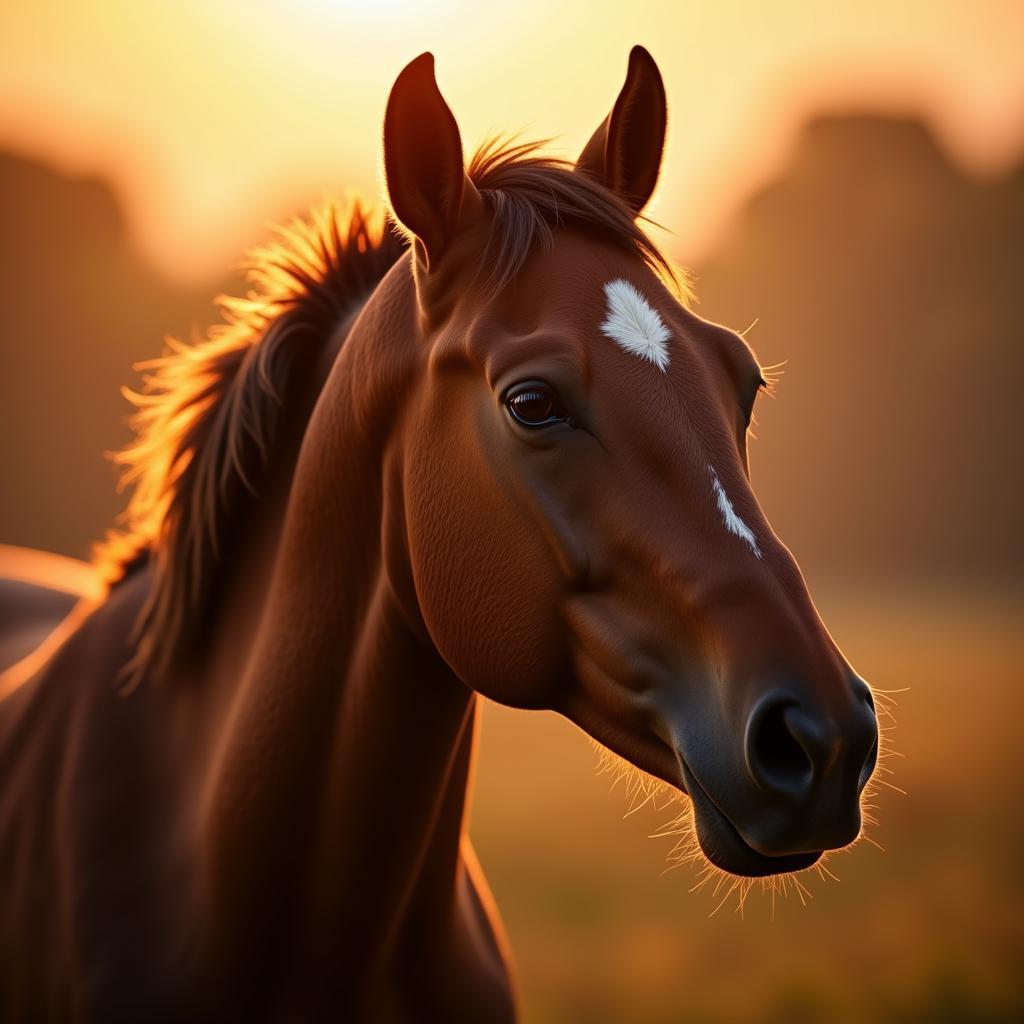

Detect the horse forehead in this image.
[467,283,716,408]
[484,238,674,341]
[462,234,722,390]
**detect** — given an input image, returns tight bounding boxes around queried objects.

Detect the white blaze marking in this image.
[600,278,671,371]
[708,465,762,558]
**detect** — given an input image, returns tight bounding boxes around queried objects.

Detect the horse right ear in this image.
[576,46,667,215]
[383,53,482,271]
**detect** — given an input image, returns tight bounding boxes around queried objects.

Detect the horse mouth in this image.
[679,760,822,878]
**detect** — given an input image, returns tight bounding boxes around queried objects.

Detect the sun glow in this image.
[2,2,1022,285]
[287,0,450,16]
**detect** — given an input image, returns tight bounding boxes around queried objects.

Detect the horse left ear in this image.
[576,46,667,215]
[383,52,483,270]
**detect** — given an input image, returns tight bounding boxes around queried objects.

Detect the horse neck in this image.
[200,263,477,992]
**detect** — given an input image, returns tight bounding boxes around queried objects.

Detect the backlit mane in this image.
[97,140,683,685]
[465,138,685,298]
[94,200,408,684]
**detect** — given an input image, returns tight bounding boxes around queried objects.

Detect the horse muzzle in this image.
[672,678,879,877]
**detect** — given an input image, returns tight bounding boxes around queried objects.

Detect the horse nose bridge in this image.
[677,560,839,680]
[610,500,850,695]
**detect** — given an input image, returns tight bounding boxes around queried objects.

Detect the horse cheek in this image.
[405,428,565,710]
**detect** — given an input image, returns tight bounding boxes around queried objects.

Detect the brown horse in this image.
[0,48,878,1022]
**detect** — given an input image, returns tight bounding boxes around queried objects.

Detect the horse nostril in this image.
[854,677,876,716]
[746,697,815,799]
[856,689,880,791]
[859,731,879,791]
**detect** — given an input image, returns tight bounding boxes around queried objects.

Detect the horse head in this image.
[374,48,878,878]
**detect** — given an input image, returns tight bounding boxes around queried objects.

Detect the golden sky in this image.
[2,0,1023,284]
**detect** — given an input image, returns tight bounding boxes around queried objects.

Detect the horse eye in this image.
[504,381,566,428]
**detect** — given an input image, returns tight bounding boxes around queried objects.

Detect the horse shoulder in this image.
[0,566,212,1020]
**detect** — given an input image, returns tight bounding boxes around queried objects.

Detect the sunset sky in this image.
[2,0,1023,284]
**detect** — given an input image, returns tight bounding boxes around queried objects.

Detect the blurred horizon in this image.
[3,1,1024,285]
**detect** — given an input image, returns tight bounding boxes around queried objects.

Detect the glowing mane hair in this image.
[94,200,408,683]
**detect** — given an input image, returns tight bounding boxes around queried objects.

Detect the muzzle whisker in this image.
[817,860,841,883]
[708,878,742,918]
[873,778,908,796]
[592,714,901,918]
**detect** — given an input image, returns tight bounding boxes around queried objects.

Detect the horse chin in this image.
[680,761,823,879]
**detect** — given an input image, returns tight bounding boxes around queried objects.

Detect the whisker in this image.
[874,779,908,796]
[818,862,841,883]
[709,879,741,918]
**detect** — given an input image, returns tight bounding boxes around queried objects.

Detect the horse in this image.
[0,47,879,1023]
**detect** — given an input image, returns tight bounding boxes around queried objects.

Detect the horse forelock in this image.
[464,137,690,303]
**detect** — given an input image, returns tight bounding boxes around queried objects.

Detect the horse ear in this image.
[383,53,481,269]
[576,46,667,215]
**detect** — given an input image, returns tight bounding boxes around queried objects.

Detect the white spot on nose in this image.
[708,465,762,558]
[600,278,670,371]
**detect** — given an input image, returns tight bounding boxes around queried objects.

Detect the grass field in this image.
[470,586,1024,1023]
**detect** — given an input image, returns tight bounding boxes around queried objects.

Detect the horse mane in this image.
[97,139,682,685]
[464,138,687,300]
[94,200,408,684]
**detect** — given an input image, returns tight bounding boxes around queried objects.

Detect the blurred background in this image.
[1,2,1022,1021]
